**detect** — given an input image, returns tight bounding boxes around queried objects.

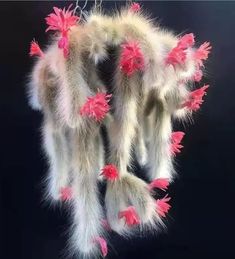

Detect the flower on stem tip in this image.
[156,195,171,217]
[120,41,145,76]
[118,206,140,226]
[170,131,185,156]
[29,40,44,57]
[100,164,119,181]
[80,93,112,122]
[183,84,209,111]
[149,178,169,191]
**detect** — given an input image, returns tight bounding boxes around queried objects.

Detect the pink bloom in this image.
[193,67,203,82]
[80,93,112,122]
[194,42,212,67]
[172,131,185,143]
[94,237,108,257]
[45,5,79,58]
[149,178,169,191]
[183,84,209,111]
[156,195,171,217]
[130,2,141,12]
[29,40,44,57]
[100,164,119,181]
[45,4,79,34]
[177,33,195,49]
[166,33,195,67]
[166,46,187,66]
[60,187,73,201]
[170,131,185,156]
[120,41,145,76]
[119,206,140,226]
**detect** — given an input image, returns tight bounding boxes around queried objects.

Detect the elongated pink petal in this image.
[156,195,171,217]
[183,84,209,111]
[171,131,185,156]
[45,5,79,34]
[60,187,73,201]
[94,237,108,257]
[149,178,169,191]
[166,33,195,67]
[118,206,140,226]
[29,40,44,57]
[100,164,119,181]
[80,93,112,122]
[194,42,212,67]
[177,33,195,49]
[120,41,145,76]
[172,131,185,143]
[166,46,186,66]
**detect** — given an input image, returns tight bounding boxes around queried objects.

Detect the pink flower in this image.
[177,33,195,49]
[166,46,187,66]
[119,206,140,226]
[100,164,119,181]
[156,195,171,217]
[183,84,209,111]
[170,131,185,156]
[120,41,145,76]
[94,237,108,257]
[172,131,185,143]
[45,5,79,58]
[29,40,44,57]
[149,178,169,191]
[45,4,79,34]
[60,187,73,201]
[130,2,141,12]
[194,42,212,67]
[80,93,112,122]
[166,33,195,67]
[193,67,203,82]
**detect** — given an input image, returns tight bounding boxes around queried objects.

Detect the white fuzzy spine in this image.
[148,102,174,181]
[69,129,105,258]
[42,121,70,201]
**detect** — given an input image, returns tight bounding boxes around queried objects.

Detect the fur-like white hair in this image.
[28,4,209,258]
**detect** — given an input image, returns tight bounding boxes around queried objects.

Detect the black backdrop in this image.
[1,1,235,259]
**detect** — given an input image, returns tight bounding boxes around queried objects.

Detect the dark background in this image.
[1,1,235,258]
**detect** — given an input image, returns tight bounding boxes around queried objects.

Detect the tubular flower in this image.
[94,237,108,257]
[100,164,119,181]
[166,33,195,66]
[170,131,185,156]
[183,84,209,111]
[194,42,212,67]
[120,41,145,76]
[80,93,112,122]
[156,195,171,217]
[29,40,44,57]
[45,5,79,57]
[149,178,169,191]
[118,206,140,226]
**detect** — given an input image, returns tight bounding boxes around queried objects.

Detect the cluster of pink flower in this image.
[29,3,211,256]
[101,164,171,226]
[166,33,211,111]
